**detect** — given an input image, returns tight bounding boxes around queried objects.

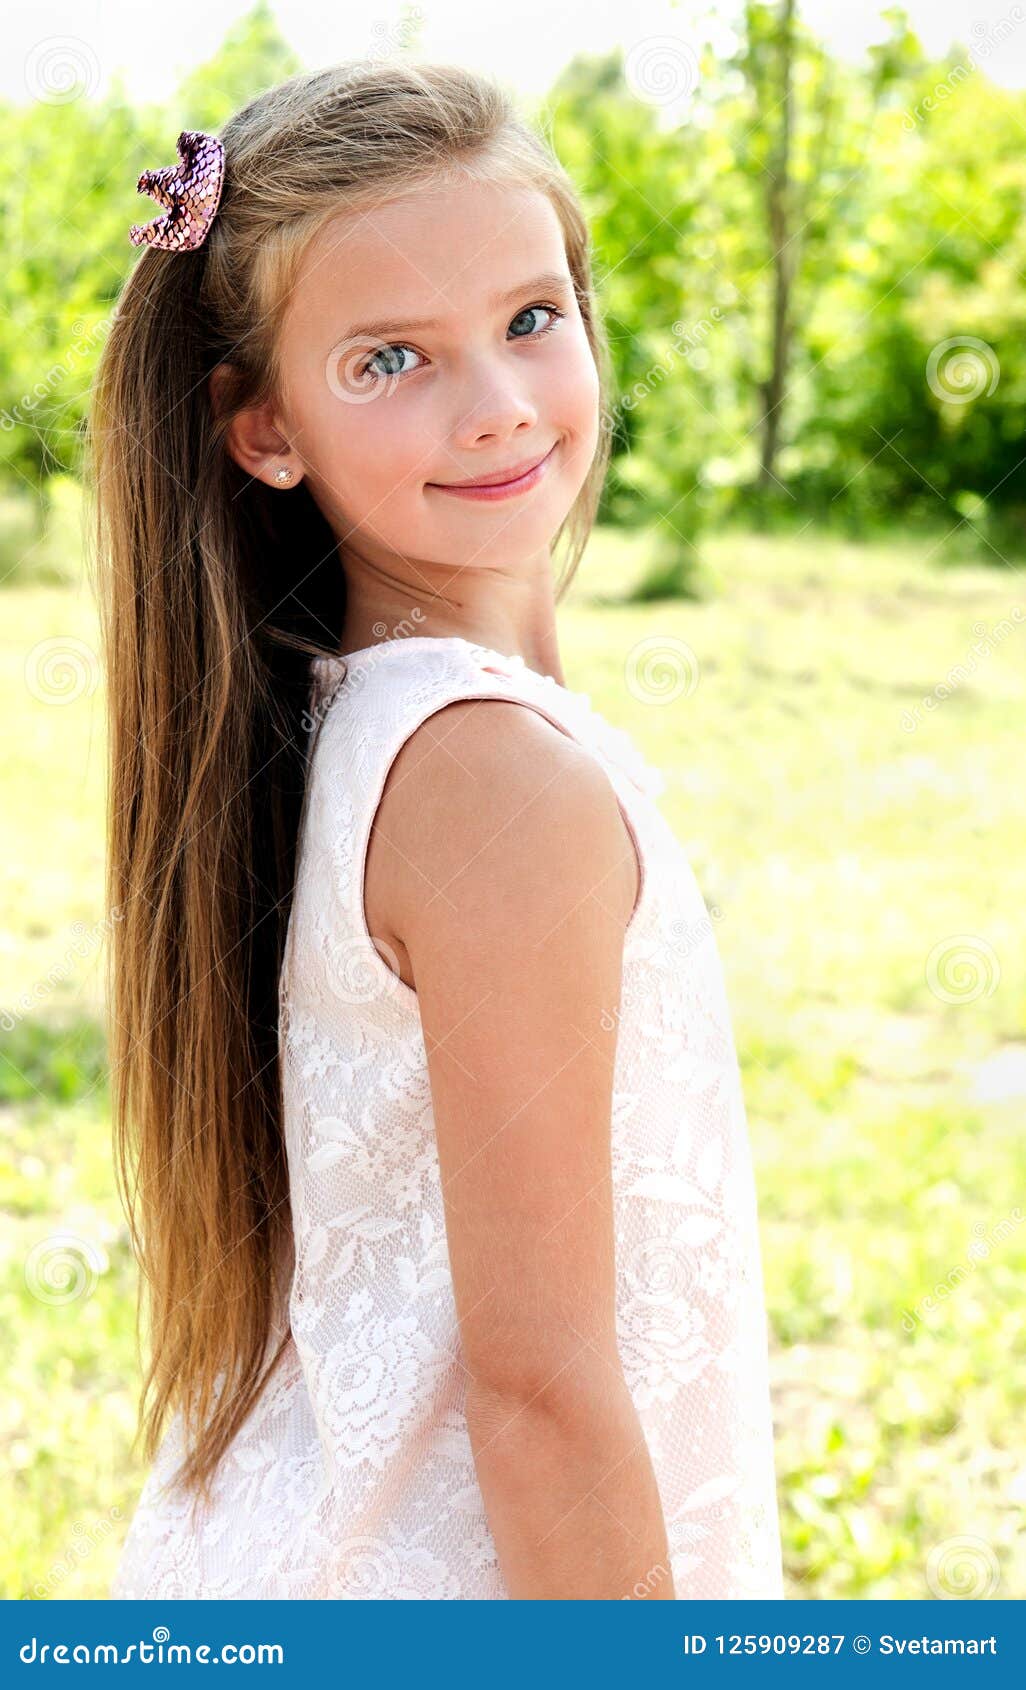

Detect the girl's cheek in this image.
[368,412,434,486]
[550,324,600,403]
[327,396,416,475]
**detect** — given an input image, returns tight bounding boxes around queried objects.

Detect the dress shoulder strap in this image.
[294,636,662,1026]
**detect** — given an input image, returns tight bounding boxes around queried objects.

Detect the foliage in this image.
[3,3,1024,587]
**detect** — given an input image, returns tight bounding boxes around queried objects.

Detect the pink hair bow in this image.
[129,129,225,252]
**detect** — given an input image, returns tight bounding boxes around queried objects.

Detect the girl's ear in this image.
[208,362,302,488]
[208,361,237,426]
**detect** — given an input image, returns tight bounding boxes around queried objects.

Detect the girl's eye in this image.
[361,303,565,381]
[364,344,422,380]
[508,303,565,340]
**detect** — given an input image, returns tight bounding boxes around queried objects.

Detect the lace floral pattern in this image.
[110,636,783,1600]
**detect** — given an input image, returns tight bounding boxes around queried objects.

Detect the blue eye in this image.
[365,344,423,379]
[508,303,564,339]
[360,302,565,381]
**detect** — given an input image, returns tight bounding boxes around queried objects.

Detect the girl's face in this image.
[276,175,601,573]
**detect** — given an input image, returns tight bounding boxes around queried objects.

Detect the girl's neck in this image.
[336,606,565,686]
[336,545,566,686]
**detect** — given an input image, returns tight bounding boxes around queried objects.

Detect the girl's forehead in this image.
[300,178,562,292]
[281,184,569,353]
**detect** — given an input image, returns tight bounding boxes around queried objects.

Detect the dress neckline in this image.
[317,634,571,693]
[307,636,666,802]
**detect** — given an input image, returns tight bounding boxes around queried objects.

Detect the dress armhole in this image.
[355,688,649,1006]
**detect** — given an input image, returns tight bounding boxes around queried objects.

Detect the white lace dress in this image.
[110,635,784,1600]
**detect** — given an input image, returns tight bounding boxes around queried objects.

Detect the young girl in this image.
[95,60,783,1601]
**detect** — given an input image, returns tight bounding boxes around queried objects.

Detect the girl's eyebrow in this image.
[335,269,574,345]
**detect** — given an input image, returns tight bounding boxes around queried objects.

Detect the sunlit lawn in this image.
[2,521,1024,1599]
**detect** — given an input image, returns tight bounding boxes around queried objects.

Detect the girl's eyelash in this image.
[521,302,566,339]
[362,302,566,379]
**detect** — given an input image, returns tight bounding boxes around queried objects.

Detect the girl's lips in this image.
[428,442,557,502]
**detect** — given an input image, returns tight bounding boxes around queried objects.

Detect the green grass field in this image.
[2,523,1024,1600]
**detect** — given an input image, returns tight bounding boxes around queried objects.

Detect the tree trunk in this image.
[759,0,797,488]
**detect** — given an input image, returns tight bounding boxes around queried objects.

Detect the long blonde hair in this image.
[88,59,614,1509]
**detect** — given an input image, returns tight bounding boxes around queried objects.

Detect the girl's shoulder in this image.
[305,634,596,812]
[306,635,666,804]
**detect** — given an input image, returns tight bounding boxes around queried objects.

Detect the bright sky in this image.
[6,0,1026,107]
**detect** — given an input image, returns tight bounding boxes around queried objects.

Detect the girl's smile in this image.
[427,439,558,501]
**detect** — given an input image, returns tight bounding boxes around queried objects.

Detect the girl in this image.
[95,60,783,1601]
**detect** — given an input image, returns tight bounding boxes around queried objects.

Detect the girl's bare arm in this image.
[368,698,676,1600]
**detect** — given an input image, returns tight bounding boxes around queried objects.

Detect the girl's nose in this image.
[451,368,539,447]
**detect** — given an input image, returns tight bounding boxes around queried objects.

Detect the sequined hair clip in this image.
[129,129,225,252]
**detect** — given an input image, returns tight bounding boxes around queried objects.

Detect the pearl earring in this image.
[274,465,295,486]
